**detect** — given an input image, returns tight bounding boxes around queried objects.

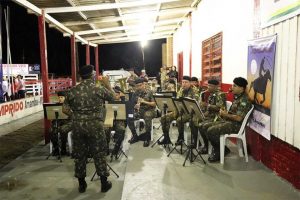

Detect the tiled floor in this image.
[0,116,300,200]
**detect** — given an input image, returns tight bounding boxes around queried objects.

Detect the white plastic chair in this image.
[226,101,232,111]
[134,119,154,141]
[49,131,73,154]
[220,105,254,164]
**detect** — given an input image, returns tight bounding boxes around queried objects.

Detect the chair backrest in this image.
[226,101,232,111]
[237,105,254,136]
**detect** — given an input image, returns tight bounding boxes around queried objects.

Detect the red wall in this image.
[246,128,300,189]
[221,82,300,189]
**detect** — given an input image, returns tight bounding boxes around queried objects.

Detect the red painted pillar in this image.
[86,44,90,65]
[94,45,99,77]
[189,13,193,77]
[38,10,50,143]
[71,34,76,86]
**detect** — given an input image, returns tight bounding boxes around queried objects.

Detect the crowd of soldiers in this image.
[49,64,252,194]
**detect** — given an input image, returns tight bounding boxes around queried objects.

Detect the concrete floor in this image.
[1,115,300,200]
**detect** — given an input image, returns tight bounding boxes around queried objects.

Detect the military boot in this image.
[78,178,87,193]
[100,176,112,193]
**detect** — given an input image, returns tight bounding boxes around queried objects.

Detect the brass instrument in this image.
[117,77,128,92]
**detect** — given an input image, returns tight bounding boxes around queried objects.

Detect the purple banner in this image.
[0,5,3,102]
[247,34,277,140]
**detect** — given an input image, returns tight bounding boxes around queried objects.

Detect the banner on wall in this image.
[2,64,29,76]
[261,0,300,27]
[0,5,3,102]
[0,64,3,102]
[247,34,277,140]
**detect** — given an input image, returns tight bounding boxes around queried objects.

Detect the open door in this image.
[177,52,183,82]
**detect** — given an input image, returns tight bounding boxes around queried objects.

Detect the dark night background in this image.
[0,1,165,77]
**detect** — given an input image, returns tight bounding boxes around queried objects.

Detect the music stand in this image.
[182,98,206,166]
[105,101,128,161]
[155,91,176,97]
[167,98,189,157]
[151,95,176,148]
[43,103,69,162]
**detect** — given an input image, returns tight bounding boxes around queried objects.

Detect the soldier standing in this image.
[158,76,199,145]
[63,65,115,193]
[201,77,252,162]
[127,78,156,147]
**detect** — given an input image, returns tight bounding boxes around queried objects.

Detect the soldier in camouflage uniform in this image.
[127,78,156,147]
[191,76,200,94]
[158,76,199,146]
[63,65,115,193]
[196,79,226,153]
[49,90,72,156]
[201,77,252,162]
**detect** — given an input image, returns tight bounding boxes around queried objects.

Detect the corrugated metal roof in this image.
[13,0,200,46]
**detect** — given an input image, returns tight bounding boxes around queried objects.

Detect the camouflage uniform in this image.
[128,89,156,141]
[202,92,252,152]
[196,90,226,148]
[63,79,114,179]
[160,86,199,143]
[49,119,72,154]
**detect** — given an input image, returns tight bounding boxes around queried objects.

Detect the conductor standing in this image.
[63,65,115,193]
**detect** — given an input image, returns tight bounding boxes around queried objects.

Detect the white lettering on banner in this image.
[0,95,43,126]
[0,101,24,117]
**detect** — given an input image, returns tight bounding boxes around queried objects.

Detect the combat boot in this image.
[78,178,87,193]
[100,176,112,193]
[128,134,139,144]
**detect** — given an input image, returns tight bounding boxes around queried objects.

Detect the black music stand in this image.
[182,98,206,166]
[155,91,176,97]
[151,95,176,148]
[43,103,69,162]
[167,98,189,157]
[106,101,128,162]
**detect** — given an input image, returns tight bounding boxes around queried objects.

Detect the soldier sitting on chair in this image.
[127,78,156,147]
[158,76,199,145]
[49,90,72,156]
[201,77,252,162]
[196,79,226,153]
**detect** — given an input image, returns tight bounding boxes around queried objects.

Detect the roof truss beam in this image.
[44,0,181,14]
[62,7,195,26]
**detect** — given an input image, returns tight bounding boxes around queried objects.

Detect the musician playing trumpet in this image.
[195,79,226,153]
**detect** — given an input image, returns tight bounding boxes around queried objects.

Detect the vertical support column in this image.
[86,44,90,65]
[38,10,50,143]
[189,13,193,77]
[71,34,76,86]
[94,45,99,77]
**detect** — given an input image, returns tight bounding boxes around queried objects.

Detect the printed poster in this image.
[247,34,277,140]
